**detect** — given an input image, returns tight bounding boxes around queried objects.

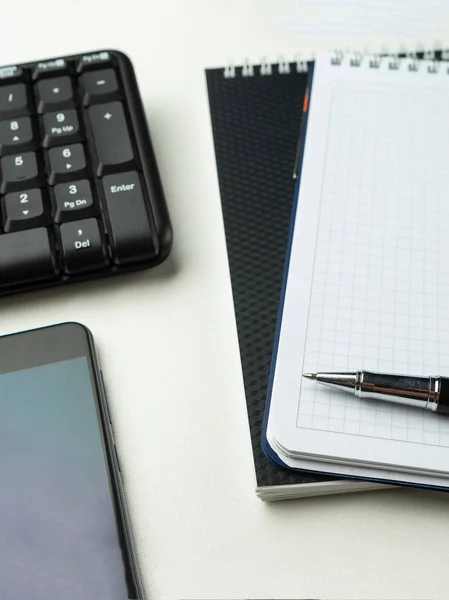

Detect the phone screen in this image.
[0,355,131,599]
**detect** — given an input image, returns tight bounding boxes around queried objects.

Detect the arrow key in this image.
[2,188,47,232]
[47,143,87,184]
[0,117,34,155]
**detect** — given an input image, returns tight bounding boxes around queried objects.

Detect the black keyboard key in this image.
[102,171,156,264]
[0,84,29,119]
[3,188,46,232]
[80,69,119,105]
[0,117,34,155]
[48,144,87,184]
[53,179,94,223]
[59,218,107,273]
[0,228,56,284]
[0,66,24,83]
[88,102,134,176]
[42,109,81,147]
[36,76,74,113]
[32,58,68,80]
[77,51,113,73]
[1,152,40,193]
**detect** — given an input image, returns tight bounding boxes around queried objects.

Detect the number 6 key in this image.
[47,143,87,184]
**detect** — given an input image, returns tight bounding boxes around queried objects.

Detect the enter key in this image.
[102,171,157,265]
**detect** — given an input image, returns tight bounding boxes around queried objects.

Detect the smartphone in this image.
[0,322,143,599]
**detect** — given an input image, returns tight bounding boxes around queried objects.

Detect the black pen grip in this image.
[437,376,449,414]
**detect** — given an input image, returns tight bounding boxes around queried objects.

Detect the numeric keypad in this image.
[0,49,171,294]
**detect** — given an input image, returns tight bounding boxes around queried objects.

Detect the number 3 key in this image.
[53,179,95,223]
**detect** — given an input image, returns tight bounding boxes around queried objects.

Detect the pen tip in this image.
[302,372,317,380]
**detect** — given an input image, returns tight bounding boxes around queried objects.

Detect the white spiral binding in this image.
[222,46,449,78]
[223,53,310,78]
[329,47,449,74]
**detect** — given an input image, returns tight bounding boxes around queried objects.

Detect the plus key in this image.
[88,102,135,175]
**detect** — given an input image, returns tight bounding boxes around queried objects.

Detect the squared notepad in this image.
[265,51,449,488]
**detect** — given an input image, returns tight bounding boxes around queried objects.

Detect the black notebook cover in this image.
[205,61,341,492]
[205,50,448,497]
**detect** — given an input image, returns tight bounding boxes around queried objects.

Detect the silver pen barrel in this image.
[355,371,440,410]
[310,371,441,411]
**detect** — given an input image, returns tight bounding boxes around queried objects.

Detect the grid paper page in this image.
[298,84,449,446]
[267,54,449,477]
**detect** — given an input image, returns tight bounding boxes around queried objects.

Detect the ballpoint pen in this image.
[302,370,449,414]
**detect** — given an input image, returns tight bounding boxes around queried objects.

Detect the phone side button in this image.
[99,370,112,425]
[113,444,121,472]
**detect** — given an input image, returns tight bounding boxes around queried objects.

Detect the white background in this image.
[1,1,449,598]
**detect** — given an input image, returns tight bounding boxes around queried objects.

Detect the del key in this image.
[102,171,156,265]
[88,102,134,176]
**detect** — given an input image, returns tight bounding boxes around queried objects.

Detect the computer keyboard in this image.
[0,50,172,295]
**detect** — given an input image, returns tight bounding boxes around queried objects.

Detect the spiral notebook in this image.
[264,51,449,492]
[206,48,448,500]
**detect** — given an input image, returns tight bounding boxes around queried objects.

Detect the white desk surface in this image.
[1,1,449,598]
